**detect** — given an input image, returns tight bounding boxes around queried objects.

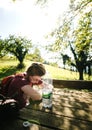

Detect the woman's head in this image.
[26,63,46,84]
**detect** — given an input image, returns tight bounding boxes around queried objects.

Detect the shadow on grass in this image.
[0,66,23,80]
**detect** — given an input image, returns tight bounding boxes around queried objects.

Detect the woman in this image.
[7,63,46,109]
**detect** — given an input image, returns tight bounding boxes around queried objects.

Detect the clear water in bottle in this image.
[42,84,53,108]
[42,72,53,108]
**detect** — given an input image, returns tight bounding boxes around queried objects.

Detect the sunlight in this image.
[0,0,70,44]
[29,123,39,130]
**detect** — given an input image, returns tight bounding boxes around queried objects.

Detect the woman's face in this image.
[29,75,41,84]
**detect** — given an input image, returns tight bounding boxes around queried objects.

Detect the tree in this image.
[0,38,4,57]
[69,43,88,80]
[27,47,44,62]
[48,0,92,80]
[0,37,7,58]
[61,54,70,69]
[71,12,92,80]
[32,47,43,62]
[4,35,32,68]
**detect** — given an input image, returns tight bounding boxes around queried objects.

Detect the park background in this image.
[0,0,92,81]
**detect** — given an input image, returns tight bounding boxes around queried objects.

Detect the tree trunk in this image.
[78,68,84,80]
[17,61,25,69]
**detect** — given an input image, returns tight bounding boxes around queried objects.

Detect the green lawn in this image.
[0,59,91,81]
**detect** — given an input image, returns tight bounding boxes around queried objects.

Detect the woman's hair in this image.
[26,63,46,78]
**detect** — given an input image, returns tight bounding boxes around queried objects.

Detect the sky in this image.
[0,0,70,43]
[0,0,70,63]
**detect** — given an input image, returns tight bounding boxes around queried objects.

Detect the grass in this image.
[0,59,31,80]
[0,59,91,81]
[45,64,79,80]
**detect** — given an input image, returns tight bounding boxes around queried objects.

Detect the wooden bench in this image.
[53,79,92,89]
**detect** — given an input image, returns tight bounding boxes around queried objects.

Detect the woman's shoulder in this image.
[10,73,29,87]
[15,72,26,78]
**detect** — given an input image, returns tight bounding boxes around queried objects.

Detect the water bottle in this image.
[42,72,53,108]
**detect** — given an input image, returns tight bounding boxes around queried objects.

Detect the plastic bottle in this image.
[42,72,53,108]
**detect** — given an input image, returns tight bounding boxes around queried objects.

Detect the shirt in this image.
[7,74,42,109]
[7,75,30,109]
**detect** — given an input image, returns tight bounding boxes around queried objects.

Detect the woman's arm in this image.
[21,85,42,101]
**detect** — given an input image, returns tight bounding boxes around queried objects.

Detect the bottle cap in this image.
[23,121,32,127]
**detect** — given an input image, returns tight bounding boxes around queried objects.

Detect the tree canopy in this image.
[46,0,92,80]
[4,35,32,68]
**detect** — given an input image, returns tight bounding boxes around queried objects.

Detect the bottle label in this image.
[42,92,52,99]
[42,92,52,108]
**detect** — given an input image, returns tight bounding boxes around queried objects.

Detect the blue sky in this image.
[0,7,22,37]
[0,0,70,44]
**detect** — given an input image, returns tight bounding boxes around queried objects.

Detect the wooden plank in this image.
[26,88,92,122]
[53,88,92,101]
[53,89,92,110]
[19,108,92,130]
[27,101,92,122]
[0,118,53,130]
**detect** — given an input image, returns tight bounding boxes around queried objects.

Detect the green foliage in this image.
[35,0,49,6]
[32,48,44,62]
[69,0,92,13]
[4,35,32,68]
[48,0,92,80]
[71,11,92,80]
[0,35,44,69]
[36,0,92,80]
[75,12,92,51]
[26,47,44,62]
[0,38,7,57]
